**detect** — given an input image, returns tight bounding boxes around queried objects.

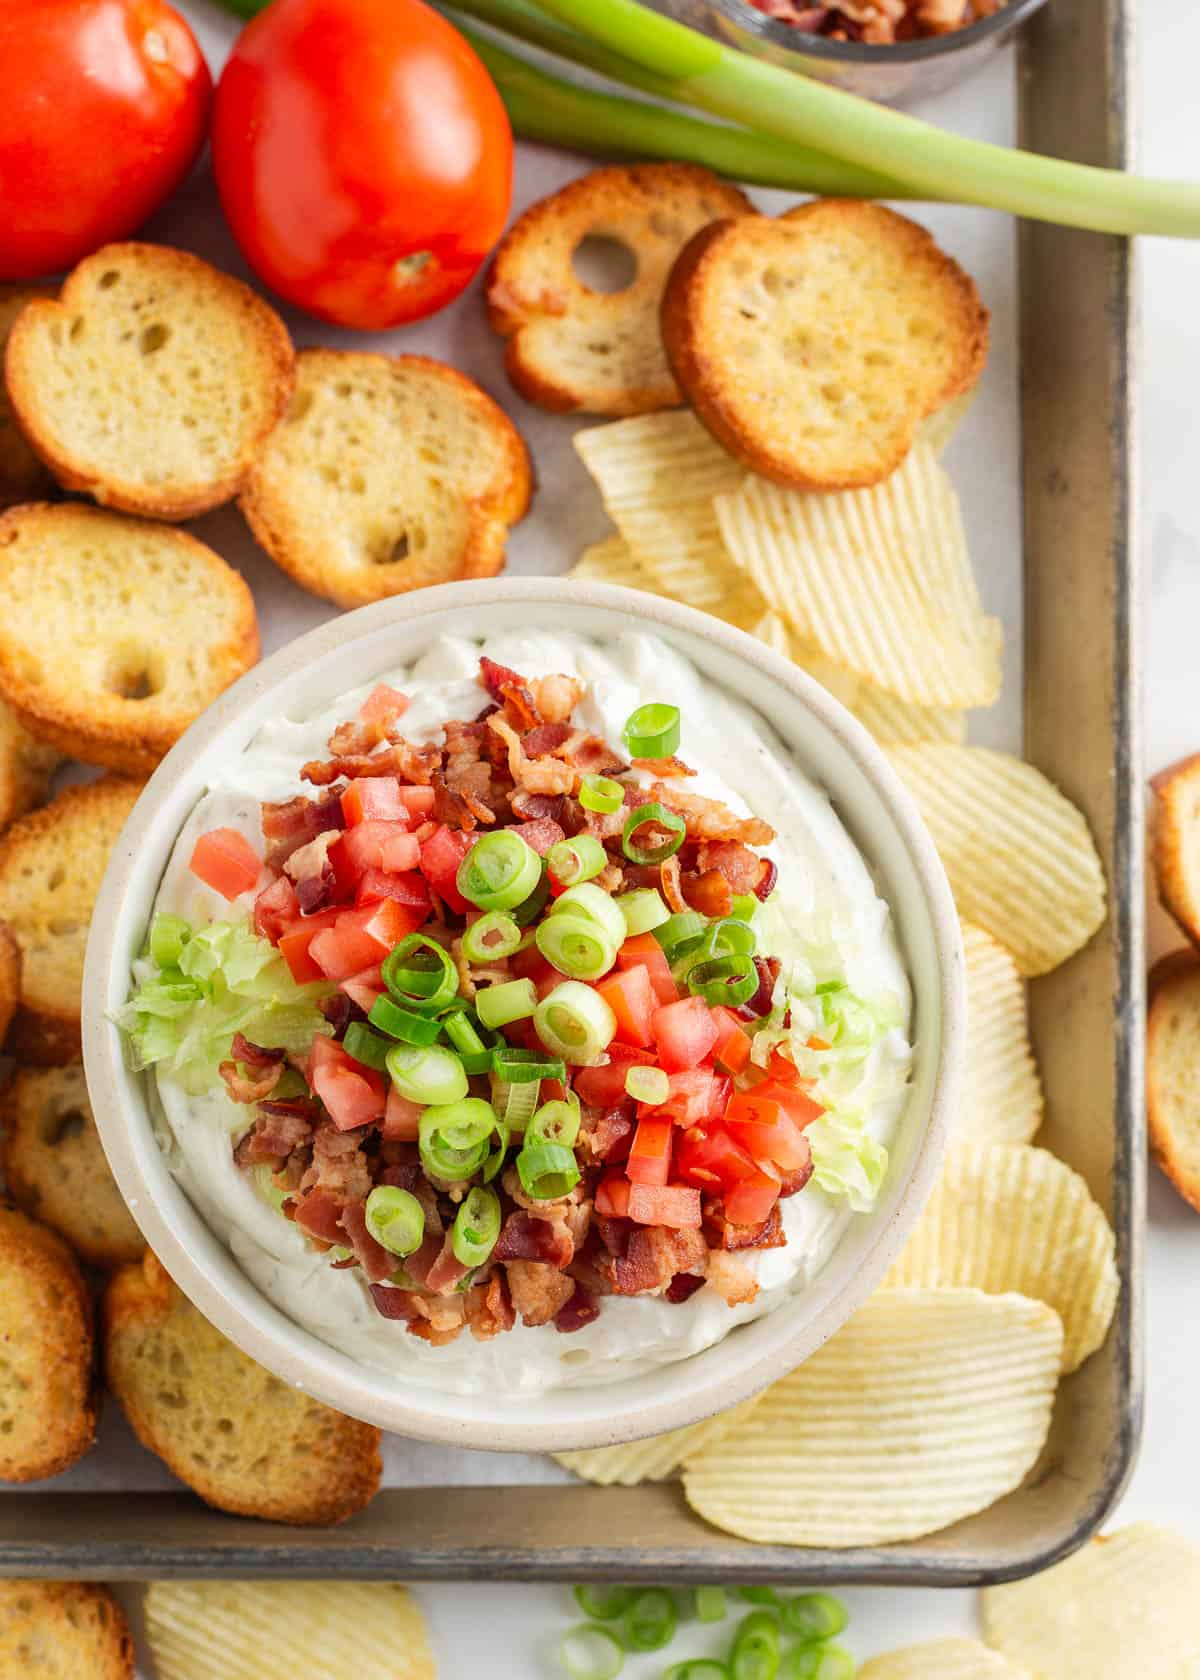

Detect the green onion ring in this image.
[418,1097,497,1182]
[615,888,669,937]
[536,912,618,982]
[730,1610,781,1680]
[622,702,681,760]
[779,1594,848,1643]
[578,774,624,815]
[550,881,627,947]
[525,1097,581,1149]
[456,828,543,912]
[534,980,617,1065]
[623,1588,678,1653]
[382,933,459,1014]
[341,1022,393,1071]
[687,953,758,1008]
[694,1585,728,1623]
[624,1064,669,1106]
[475,977,538,1030]
[368,996,443,1045]
[573,1584,634,1621]
[462,910,523,965]
[621,802,686,865]
[654,909,708,956]
[558,1623,624,1680]
[387,1042,469,1107]
[547,832,608,888]
[515,1139,581,1200]
[491,1046,566,1084]
[363,1186,425,1257]
[451,1185,502,1267]
[490,1075,540,1133]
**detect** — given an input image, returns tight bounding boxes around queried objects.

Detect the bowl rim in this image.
[83,577,964,1452]
[705,0,1047,64]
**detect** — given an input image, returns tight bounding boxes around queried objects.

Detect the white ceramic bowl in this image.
[83,579,963,1453]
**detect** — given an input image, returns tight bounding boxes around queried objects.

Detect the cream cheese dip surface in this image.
[149,629,913,1394]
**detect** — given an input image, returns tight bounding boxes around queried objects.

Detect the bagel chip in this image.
[681,1288,1061,1547]
[860,1638,1031,1679]
[554,1395,761,1486]
[885,1144,1118,1372]
[960,921,1043,1144]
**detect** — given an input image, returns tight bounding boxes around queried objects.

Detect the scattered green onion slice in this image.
[451,1185,502,1267]
[579,774,624,814]
[625,1064,669,1106]
[695,918,757,962]
[382,934,458,1013]
[537,912,618,982]
[418,1097,497,1182]
[363,1185,425,1257]
[668,1665,731,1680]
[534,981,617,1065]
[551,881,627,948]
[738,1589,781,1608]
[558,1623,624,1680]
[526,1097,581,1149]
[388,1042,469,1107]
[623,1587,677,1653]
[779,1648,821,1680]
[490,1075,540,1133]
[573,1584,634,1621]
[622,701,681,759]
[622,801,686,865]
[457,828,542,912]
[492,1046,566,1084]
[730,892,759,923]
[341,1022,392,1071]
[615,887,669,937]
[730,1611,781,1680]
[442,1009,490,1064]
[547,833,608,888]
[149,911,190,968]
[476,977,538,1029]
[515,1139,581,1200]
[512,868,552,927]
[779,1594,848,1645]
[654,910,708,956]
[462,910,523,964]
[687,954,759,1008]
[368,996,442,1045]
[695,1586,729,1623]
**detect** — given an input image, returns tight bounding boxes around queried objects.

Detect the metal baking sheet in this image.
[0,0,1140,1582]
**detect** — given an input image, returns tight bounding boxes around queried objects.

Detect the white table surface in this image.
[109,1,1199,1670]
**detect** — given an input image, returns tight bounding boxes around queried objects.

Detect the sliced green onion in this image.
[625,1064,669,1106]
[668,1665,731,1680]
[623,1587,677,1652]
[368,996,443,1045]
[451,1185,502,1267]
[558,1623,624,1680]
[515,1139,581,1200]
[382,934,458,1013]
[490,1074,541,1133]
[695,1586,728,1623]
[457,828,542,912]
[364,1186,425,1257]
[476,977,538,1029]
[537,912,618,982]
[579,774,624,814]
[654,910,708,956]
[534,980,617,1065]
[526,1097,581,1149]
[779,1595,848,1645]
[730,1611,781,1680]
[462,910,523,964]
[512,868,551,927]
[696,918,757,962]
[148,912,190,968]
[688,954,758,1008]
[779,1651,821,1680]
[387,1042,469,1106]
[419,1097,497,1182]
[491,1046,565,1084]
[615,888,669,937]
[739,1589,781,1608]
[730,893,759,924]
[622,802,686,865]
[443,1008,490,1065]
[482,1115,511,1183]
[622,702,680,759]
[551,881,627,948]
[547,833,608,888]
[342,1022,392,1071]
[573,1584,633,1621]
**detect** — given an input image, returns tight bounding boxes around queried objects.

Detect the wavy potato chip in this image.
[681,1288,1061,1547]
[888,745,1107,976]
[920,389,977,456]
[960,921,1043,1144]
[554,1395,761,1486]
[715,442,1002,708]
[982,1523,1200,1680]
[860,1637,1032,1679]
[145,1582,436,1680]
[884,1143,1117,1372]
[570,533,665,594]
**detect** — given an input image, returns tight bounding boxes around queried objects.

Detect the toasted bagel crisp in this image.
[0,777,143,1065]
[1147,949,1200,1213]
[0,922,19,1048]
[1152,752,1200,948]
[0,701,58,832]
[0,285,56,511]
[0,1580,134,1679]
[661,199,989,490]
[487,163,752,416]
[0,503,258,775]
[240,349,532,608]
[2,1064,144,1269]
[104,1253,383,1526]
[0,1204,97,1483]
[5,243,294,520]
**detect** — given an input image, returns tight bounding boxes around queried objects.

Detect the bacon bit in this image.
[406,1295,467,1345]
[660,854,689,915]
[284,828,339,895]
[578,1108,634,1166]
[320,993,366,1041]
[339,1199,398,1284]
[479,656,541,730]
[777,1150,815,1199]
[233,1102,314,1165]
[594,861,624,894]
[705,1249,759,1306]
[300,1121,371,1203]
[612,1226,707,1296]
[231,1033,286,1067]
[553,730,626,778]
[506,1259,576,1326]
[554,1282,600,1333]
[293,1186,346,1245]
[522,722,573,758]
[508,817,565,856]
[696,840,765,896]
[488,713,575,796]
[431,769,494,831]
[651,782,775,847]
[754,857,779,902]
[425,1231,473,1296]
[370,1282,419,1321]
[302,739,441,788]
[510,789,573,828]
[705,1201,787,1252]
[632,756,695,778]
[666,1271,707,1304]
[493,1209,575,1269]
[219,1034,286,1104]
[530,673,584,725]
[466,1273,516,1341]
[328,715,392,759]
[682,868,734,919]
[260,790,346,870]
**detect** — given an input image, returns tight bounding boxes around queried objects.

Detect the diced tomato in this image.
[758,1079,825,1130]
[676,1122,758,1193]
[381,1085,422,1142]
[574,1046,655,1111]
[341,777,410,827]
[253,875,299,943]
[330,819,414,891]
[596,964,656,1048]
[724,1091,812,1171]
[311,899,419,982]
[381,833,422,873]
[419,824,474,914]
[355,865,429,912]
[652,995,719,1073]
[712,1006,753,1074]
[277,908,343,984]
[341,965,385,1013]
[594,1173,631,1218]
[309,1037,386,1130]
[190,828,262,901]
[399,785,436,817]
[358,683,410,724]
[647,1067,728,1126]
[766,1045,801,1085]
[626,1116,673,1186]
[724,1162,782,1226]
[617,933,678,1006]
[627,1182,702,1229]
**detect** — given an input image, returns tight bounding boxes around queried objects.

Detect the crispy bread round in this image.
[0,1581,134,1679]
[0,923,19,1049]
[661,199,989,490]
[1151,751,1200,948]
[0,285,56,511]
[5,243,294,520]
[487,163,752,416]
[0,503,258,775]
[1148,949,1200,1213]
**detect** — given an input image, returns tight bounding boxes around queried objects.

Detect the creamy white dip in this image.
[151,630,912,1394]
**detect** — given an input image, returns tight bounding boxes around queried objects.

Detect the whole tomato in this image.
[0,0,211,281]
[212,0,513,330]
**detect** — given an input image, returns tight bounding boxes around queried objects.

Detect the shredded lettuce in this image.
[114,916,333,1095]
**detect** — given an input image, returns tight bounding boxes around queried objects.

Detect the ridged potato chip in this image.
[570,533,664,593]
[860,1637,1031,1679]
[145,1582,436,1680]
[920,389,977,456]
[982,1523,1200,1680]
[961,921,1043,1144]
[884,1143,1117,1372]
[714,442,1002,708]
[554,1395,761,1486]
[888,745,1107,976]
[681,1288,1061,1547]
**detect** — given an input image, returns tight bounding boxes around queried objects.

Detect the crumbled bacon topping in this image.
[745,0,1002,40]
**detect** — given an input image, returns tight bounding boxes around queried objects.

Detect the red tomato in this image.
[278,909,342,984]
[649,1068,729,1127]
[626,1116,673,1187]
[419,825,475,914]
[596,965,656,1048]
[676,1123,758,1193]
[359,684,409,724]
[574,1047,655,1112]
[724,1163,782,1227]
[253,875,300,943]
[310,899,416,981]
[400,786,436,818]
[0,1,210,281]
[758,1079,825,1130]
[711,1006,753,1074]
[190,828,262,901]
[651,996,719,1073]
[724,1092,812,1172]
[354,866,429,911]
[212,0,512,329]
[627,1183,702,1230]
[617,934,679,1006]
[309,1037,385,1130]
[594,1173,631,1219]
[341,777,409,827]
[340,965,384,1014]
[331,819,414,887]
